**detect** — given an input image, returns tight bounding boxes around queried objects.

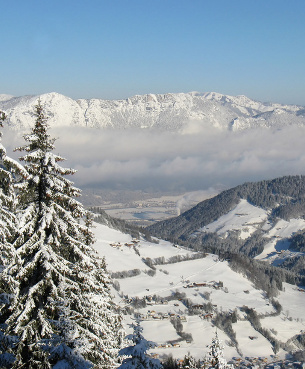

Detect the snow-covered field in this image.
[92,221,305,364]
[193,198,305,266]
[198,199,269,240]
[256,218,305,264]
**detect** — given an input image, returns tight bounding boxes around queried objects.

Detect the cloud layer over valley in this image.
[3,123,305,192]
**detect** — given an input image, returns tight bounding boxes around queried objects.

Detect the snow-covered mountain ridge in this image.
[1,91,305,131]
[92,220,305,366]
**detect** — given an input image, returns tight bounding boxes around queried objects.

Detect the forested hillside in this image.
[147,176,305,276]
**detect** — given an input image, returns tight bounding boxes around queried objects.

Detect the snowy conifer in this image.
[205,331,234,369]
[0,111,26,269]
[83,211,96,247]
[1,101,122,368]
[180,352,199,369]
[0,112,28,368]
[41,279,94,369]
[118,320,163,369]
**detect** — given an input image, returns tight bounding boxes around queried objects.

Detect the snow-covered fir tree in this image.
[180,352,199,369]
[41,277,94,369]
[161,355,178,369]
[0,111,26,269]
[118,319,163,369]
[0,111,27,369]
[204,331,234,369]
[0,101,122,368]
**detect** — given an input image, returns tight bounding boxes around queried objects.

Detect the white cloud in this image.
[2,124,305,192]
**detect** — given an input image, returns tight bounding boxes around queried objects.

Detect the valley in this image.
[2,91,305,367]
[3,1,305,366]
[83,189,220,226]
[92,220,305,367]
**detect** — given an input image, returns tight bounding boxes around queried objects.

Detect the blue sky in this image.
[2,0,305,105]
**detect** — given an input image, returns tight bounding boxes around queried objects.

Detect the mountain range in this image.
[1,91,305,131]
[2,91,305,366]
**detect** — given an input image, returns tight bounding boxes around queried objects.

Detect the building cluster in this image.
[183,281,223,289]
[137,310,187,322]
[157,342,181,349]
[232,356,275,368]
[109,239,140,248]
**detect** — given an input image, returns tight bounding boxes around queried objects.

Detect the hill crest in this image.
[147,175,305,275]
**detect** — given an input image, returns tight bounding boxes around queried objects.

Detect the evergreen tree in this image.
[0,111,26,269]
[0,111,27,369]
[118,319,163,369]
[1,101,122,368]
[205,332,233,369]
[180,352,199,369]
[41,279,94,369]
[162,355,178,369]
[83,211,96,247]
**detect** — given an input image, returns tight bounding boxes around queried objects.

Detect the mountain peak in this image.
[0,94,14,102]
[1,91,304,131]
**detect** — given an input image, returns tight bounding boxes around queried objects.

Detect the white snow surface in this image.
[256,218,305,263]
[197,199,269,240]
[92,221,305,363]
[1,91,305,132]
[193,199,305,265]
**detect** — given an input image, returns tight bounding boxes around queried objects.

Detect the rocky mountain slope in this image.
[1,91,305,131]
[147,176,305,277]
